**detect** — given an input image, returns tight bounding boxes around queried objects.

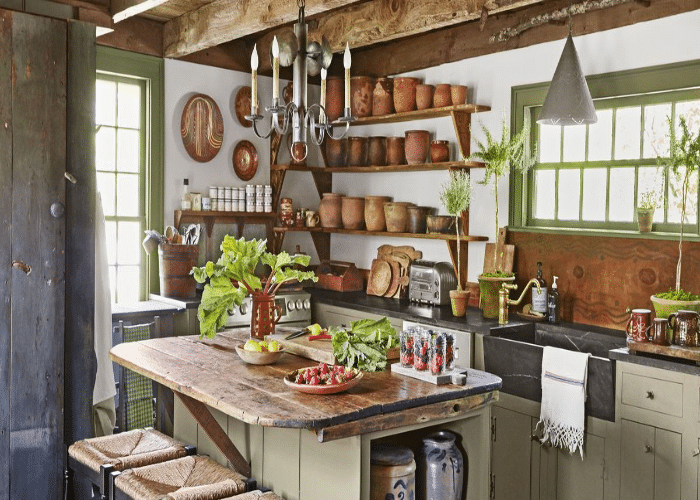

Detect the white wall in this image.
[164,9,700,279]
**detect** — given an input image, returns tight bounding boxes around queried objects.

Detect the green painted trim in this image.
[96,46,164,299]
[507,225,700,243]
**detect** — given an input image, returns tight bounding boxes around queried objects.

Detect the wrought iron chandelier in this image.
[246,0,354,162]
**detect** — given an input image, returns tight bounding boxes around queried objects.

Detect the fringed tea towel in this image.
[537,346,590,458]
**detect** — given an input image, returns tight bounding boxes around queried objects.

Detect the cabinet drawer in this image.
[621,372,683,417]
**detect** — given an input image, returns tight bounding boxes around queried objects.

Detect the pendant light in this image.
[537,0,597,126]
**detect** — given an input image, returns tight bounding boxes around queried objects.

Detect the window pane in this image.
[676,99,700,134]
[96,80,116,126]
[668,167,698,224]
[638,167,664,209]
[563,125,586,162]
[97,172,116,217]
[118,82,142,129]
[558,169,580,220]
[116,265,140,304]
[588,109,613,161]
[117,128,140,173]
[609,167,635,221]
[96,126,116,171]
[615,107,642,160]
[539,124,561,163]
[582,169,607,221]
[108,266,117,304]
[533,169,555,219]
[117,221,141,265]
[116,173,140,217]
[643,103,672,158]
[105,221,117,265]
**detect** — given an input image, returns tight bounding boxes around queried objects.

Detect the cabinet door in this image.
[492,406,536,500]
[555,431,606,500]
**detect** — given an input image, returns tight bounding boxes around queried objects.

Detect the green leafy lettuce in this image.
[330,317,398,372]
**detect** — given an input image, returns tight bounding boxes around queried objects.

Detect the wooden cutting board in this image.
[267,327,399,365]
[483,227,515,274]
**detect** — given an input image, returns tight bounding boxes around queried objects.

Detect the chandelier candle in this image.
[272,36,280,100]
[250,44,258,115]
[320,68,327,124]
[344,42,351,110]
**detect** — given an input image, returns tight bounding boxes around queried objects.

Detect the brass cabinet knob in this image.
[644,445,653,453]
[692,448,700,457]
[645,390,654,400]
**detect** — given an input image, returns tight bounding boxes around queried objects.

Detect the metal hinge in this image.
[490,473,496,500]
[491,416,497,442]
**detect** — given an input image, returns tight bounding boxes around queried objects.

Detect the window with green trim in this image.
[511,60,700,237]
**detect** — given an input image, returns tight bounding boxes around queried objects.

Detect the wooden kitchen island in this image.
[110,328,501,500]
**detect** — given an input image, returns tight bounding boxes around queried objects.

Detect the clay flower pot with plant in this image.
[470,116,537,319]
[650,115,700,317]
[637,189,660,233]
[439,170,472,316]
[192,236,318,339]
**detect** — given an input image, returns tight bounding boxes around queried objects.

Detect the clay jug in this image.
[393,77,421,113]
[433,84,452,108]
[250,291,282,339]
[386,136,406,165]
[365,196,392,231]
[405,130,430,165]
[430,140,451,163]
[372,78,394,116]
[451,84,468,106]
[368,136,387,166]
[419,431,465,500]
[319,193,343,228]
[341,197,365,229]
[325,76,345,123]
[415,84,435,110]
[324,137,347,167]
[351,76,374,118]
[384,202,411,233]
[347,136,369,166]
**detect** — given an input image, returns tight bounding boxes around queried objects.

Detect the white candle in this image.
[251,44,258,114]
[343,42,351,110]
[320,67,327,124]
[272,36,280,100]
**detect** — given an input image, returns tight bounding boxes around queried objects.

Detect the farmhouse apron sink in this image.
[483,322,626,421]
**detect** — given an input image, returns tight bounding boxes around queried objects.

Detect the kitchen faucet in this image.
[498,278,542,325]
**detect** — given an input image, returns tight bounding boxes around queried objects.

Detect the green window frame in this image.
[96,46,164,301]
[510,59,700,240]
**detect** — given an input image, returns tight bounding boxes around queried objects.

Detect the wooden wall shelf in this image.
[346,103,491,125]
[270,160,485,174]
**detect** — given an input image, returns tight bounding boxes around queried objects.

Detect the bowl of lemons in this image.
[234,338,284,365]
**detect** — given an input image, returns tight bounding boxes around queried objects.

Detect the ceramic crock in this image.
[365,196,392,231]
[341,196,365,230]
[351,76,374,118]
[372,78,394,116]
[405,130,430,165]
[370,443,416,500]
[393,77,421,113]
[319,193,343,228]
[419,430,464,500]
[325,76,345,122]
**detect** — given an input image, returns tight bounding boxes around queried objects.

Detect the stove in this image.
[225,290,312,328]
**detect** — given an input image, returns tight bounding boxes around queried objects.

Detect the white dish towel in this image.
[537,346,590,458]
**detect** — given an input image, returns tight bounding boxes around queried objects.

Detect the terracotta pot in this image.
[384,202,412,233]
[365,195,392,231]
[430,140,450,163]
[324,137,347,168]
[406,206,431,233]
[426,215,455,234]
[341,196,365,229]
[373,78,394,116]
[393,77,421,113]
[405,130,430,165]
[415,84,435,110]
[319,192,343,228]
[347,136,369,166]
[368,136,387,166]
[325,76,345,122]
[451,84,468,106]
[386,136,406,165]
[433,84,452,108]
[250,291,282,339]
[449,289,470,317]
[351,76,374,118]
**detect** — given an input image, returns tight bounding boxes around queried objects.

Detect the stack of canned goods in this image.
[206,185,272,212]
[399,326,455,376]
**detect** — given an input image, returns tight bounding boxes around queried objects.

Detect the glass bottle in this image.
[180,178,191,210]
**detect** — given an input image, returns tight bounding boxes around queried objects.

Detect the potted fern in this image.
[439,170,472,316]
[650,116,700,317]
[470,115,537,318]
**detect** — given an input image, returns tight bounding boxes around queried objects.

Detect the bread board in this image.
[627,339,700,364]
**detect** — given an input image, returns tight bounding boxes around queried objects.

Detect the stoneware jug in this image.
[420,430,464,500]
[668,309,700,347]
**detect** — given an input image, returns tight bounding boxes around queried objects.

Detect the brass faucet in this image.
[498,278,542,325]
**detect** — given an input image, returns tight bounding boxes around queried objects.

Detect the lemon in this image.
[268,340,281,352]
[308,323,323,336]
[244,339,262,352]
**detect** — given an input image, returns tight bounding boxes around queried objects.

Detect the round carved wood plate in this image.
[181,93,224,162]
[232,140,258,181]
[283,368,363,394]
[235,86,252,128]
[368,259,391,296]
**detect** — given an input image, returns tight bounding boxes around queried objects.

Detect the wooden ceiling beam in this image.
[112,0,169,23]
[163,0,367,59]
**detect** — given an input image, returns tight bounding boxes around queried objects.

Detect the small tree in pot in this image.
[439,170,472,316]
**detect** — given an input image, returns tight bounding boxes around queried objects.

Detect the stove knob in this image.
[288,301,296,311]
[240,302,249,315]
[303,299,311,310]
[296,300,304,310]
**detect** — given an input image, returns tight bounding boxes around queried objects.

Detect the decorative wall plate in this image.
[180,93,224,162]
[232,140,258,181]
[234,86,252,128]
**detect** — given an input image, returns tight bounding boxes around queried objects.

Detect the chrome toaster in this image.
[408,260,457,306]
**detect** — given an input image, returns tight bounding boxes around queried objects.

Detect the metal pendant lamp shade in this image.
[537,34,597,126]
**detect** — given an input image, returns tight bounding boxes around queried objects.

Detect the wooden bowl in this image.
[426,215,455,234]
[234,344,284,365]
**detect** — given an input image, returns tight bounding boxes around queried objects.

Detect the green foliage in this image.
[330,317,398,372]
[656,288,700,301]
[192,236,318,338]
[637,190,660,210]
[480,271,515,278]
[439,170,472,216]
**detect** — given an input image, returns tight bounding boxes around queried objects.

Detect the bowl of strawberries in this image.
[284,362,362,394]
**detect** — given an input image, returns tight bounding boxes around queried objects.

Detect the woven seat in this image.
[68,428,194,499]
[219,491,285,500]
[113,455,247,500]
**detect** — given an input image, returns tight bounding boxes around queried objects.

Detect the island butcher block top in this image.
[110,328,501,442]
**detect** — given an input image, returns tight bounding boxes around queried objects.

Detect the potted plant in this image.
[650,115,700,317]
[469,115,537,318]
[637,189,659,232]
[439,169,472,316]
[192,236,317,339]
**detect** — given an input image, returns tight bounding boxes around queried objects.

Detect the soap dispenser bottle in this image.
[548,276,560,323]
[531,262,548,315]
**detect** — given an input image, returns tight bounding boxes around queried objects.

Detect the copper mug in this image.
[626,308,651,342]
[668,310,700,347]
[646,318,671,346]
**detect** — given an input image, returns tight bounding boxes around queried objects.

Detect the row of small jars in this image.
[325,133,450,167]
[206,185,273,213]
[400,327,455,376]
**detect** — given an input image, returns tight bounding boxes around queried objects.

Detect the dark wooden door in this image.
[0,10,95,500]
